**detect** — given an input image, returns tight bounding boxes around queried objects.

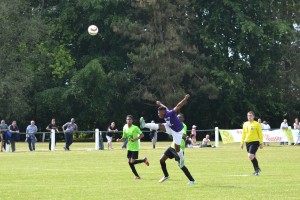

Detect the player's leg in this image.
[128,151,140,179]
[159,148,173,183]
[170,131,185,168]
[181,166,195,184]
[140,117,167,132]
[247,142,260,175]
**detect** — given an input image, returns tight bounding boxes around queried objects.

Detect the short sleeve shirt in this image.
[0,124,8,134]
[122,125,142,151]
[164,109,183,132]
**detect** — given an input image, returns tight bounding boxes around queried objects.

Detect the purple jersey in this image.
[164,109,183,132]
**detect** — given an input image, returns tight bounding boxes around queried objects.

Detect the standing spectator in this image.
[190,125,197,145]
[9,121,19,152]
[0,120,8,152]
[107,122,118,150]
[46,118,59,150]
[240,111,263,176]
[280,119,288,145]
[0,120,8,151]
[149,120,158,149]
[121,124,128,149]
[293,118,299,130]
[62,118,78,151]
[116,115,149,179]
[26,120,38,151]
[262,121,271,146]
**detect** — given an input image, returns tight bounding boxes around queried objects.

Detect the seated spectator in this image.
[200,134,215,148]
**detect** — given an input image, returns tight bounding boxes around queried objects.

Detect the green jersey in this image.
[171,122,187,151]
[122,124,142,151]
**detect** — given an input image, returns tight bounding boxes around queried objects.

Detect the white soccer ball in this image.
[88,25,98,36]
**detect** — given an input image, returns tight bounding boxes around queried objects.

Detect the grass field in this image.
[1,141,299,200]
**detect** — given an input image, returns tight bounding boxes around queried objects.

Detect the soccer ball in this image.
[88,25,98,36]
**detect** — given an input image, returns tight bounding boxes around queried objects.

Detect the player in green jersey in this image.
[117,115,149,179]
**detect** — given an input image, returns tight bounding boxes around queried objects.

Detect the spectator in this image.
[46,118,59,150]
[26,120,38,151]
[121,124,128,149]
[149,120,158,149]
[201,134,215,148]
[190,125,197,145]
[262,121,271,146]
[62,118,78,151]
[293,118,299,130]
[280,119,288,145]
[0,120,8,152]
[107,122,118,150]
[9,121,19,152]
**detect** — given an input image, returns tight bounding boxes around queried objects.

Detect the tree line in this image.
[0,0,299,131]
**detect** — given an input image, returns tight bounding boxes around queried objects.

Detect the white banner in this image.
[219,129,300,144]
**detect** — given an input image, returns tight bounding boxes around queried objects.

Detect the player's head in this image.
[126,115,133,126]
[206,134,210,139]
[177,113,184,122]
[247,111,255,121]
[51,118,56,124]
[158,106,167,119]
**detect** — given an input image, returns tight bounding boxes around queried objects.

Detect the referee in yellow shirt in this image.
[240,111,263,176]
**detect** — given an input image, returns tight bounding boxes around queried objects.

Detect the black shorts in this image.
[164,147,183,160]
[127,150,139,159]
[246,141,260,154]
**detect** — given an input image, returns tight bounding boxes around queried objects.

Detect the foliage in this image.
[0,0,299,129]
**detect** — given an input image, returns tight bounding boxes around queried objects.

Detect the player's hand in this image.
[116,138,119,142]
[259,144,263,149]
[156,101,161,106]
[185,94,190,99]
[240,144,243,149]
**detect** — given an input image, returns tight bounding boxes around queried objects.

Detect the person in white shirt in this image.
[262,121,271,146]
[293,118,300,145]
[280,119,288,145]
[293,118,299,130]
[201,134,215,147]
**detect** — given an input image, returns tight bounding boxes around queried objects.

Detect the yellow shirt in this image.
[241,121,263,144]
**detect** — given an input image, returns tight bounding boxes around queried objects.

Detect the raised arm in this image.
[173,94,190,113]
[156,101,169,110]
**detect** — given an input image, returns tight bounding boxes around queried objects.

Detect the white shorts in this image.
[163,123,183,145]
[106,136,112,143]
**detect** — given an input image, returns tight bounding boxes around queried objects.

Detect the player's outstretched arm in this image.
[174,94,190,112]
[156,101,169,110]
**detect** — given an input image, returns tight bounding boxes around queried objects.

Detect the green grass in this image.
[1,142,299,200]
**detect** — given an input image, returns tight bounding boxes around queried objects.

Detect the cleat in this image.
[140,117,145,129]
[159,176,169,183]
[187,181,195,185]
[63,147,67,151]
[252,168,261,176]
[135,176,141,180]
[144,157,149,166]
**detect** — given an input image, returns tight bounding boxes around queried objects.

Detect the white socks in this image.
[145,123,159,130]
[177,149,184,159]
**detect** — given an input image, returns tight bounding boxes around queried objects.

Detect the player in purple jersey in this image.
[140,94,190,168]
